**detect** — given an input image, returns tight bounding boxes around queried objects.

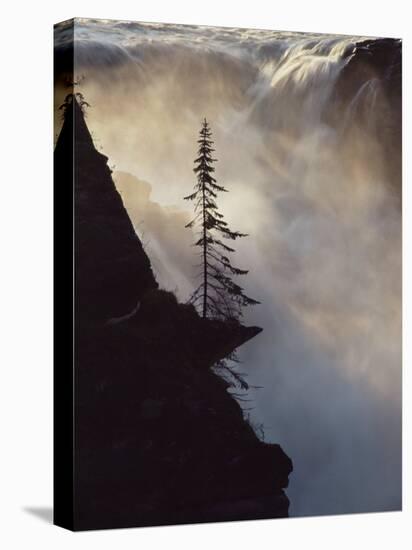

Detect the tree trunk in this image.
[202,176,207,318]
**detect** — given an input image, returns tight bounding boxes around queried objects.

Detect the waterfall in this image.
[57,22,401,518]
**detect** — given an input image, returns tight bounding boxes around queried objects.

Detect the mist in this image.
[56,19,401,516]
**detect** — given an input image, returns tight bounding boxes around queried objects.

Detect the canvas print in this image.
[53,18,402,530]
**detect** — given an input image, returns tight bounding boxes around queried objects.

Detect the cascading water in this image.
[55,22,401,517]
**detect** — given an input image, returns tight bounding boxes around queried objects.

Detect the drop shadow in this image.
[23,506,53,524]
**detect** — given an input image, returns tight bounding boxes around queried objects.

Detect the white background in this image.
[0,1,409,548]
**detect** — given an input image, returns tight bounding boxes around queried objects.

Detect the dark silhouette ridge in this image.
[55,95,157,320]
[55,96,292,530]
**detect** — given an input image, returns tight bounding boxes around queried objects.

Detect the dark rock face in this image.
[55,97,293,530]
[330,37,401,197]
[55,98,158,320]
[336,38,401,104]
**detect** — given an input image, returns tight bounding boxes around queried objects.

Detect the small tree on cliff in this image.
[184,118,259,321]
[59,92,90,119]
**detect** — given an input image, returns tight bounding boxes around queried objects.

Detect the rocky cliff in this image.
[330,37,401,197]
[54,96,292,530]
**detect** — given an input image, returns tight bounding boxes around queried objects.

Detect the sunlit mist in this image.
[55,19,401,516]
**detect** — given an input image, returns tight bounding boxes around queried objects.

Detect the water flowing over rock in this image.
[54,23,401,521]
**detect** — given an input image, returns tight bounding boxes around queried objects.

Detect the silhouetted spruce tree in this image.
[184,118,259,321]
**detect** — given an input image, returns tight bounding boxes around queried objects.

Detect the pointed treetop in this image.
[55,93,94,152]
[59,92,90,120]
